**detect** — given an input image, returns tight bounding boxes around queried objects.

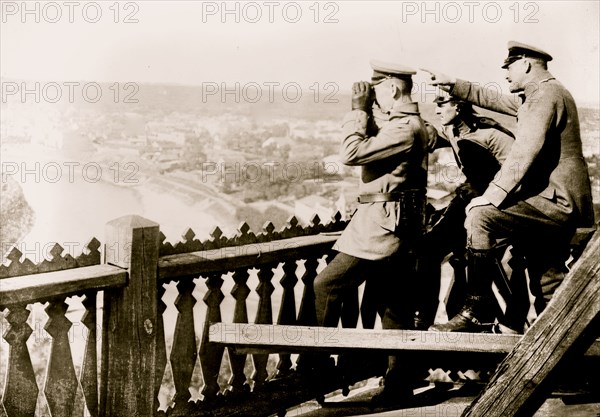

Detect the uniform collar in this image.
[451,118,476,137]
[446,118,477,138]
[390,101,420,115]
[524,70,555,97]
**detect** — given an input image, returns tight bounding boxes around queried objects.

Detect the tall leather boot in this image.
[429,249,498,332]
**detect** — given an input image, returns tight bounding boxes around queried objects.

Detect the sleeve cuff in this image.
[482,182,508,207]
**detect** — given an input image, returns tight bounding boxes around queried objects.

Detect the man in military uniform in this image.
[415,92,514,329]
[313,60,429,402]
[423,42,595,332]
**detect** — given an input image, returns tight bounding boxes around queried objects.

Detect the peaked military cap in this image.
[502,41,553,69]
[370,60,416,85]
[433,90,464,105]
[433,90,453,104]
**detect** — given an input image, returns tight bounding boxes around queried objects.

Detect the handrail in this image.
[158,232,340,280]
[0,263,127,306]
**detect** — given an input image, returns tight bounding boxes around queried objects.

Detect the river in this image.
[2,143,230,260]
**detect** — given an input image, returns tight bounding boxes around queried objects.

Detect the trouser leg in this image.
[307,253,368,376]
[314,252,367,327]
[379,251,429,394]
[447,202,574,331]
[381,251,418,330]
[416,195,470,326]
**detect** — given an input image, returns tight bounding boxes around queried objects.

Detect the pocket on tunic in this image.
[379,202,398,232]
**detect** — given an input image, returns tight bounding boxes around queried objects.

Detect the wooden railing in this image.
[1,213,366,417]
[0,238,120,417]
[0,213,597,417]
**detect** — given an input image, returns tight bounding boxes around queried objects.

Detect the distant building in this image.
[156,131,186,145]
[130,135,148,146]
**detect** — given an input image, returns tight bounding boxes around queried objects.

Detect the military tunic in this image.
[452,72,595,229]
[437,118,514,192]
[333,102,429,260]
[453,71,595,314]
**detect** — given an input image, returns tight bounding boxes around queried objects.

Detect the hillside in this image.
[0,175,35,261]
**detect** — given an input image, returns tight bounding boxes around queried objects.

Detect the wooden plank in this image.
[158,233,338,281]
[100,215,160,417]
[208,323,600,357]
[0,264,127,306]
[209,323,519,353]
[462,230,600,417]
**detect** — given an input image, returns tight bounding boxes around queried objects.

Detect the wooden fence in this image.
[0,213,597,417]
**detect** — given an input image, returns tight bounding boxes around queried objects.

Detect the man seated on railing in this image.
[415,92,515,329]
[424,41,595,333]
[313,60,429,405]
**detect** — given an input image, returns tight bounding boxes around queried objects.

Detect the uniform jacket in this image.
[451,72,595,228]
[437,117,514,193]
[333,102,429,260]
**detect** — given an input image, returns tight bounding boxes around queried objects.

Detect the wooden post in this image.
[462,230,600,417]
[100,215,160,417]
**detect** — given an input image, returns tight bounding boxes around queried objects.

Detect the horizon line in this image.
[1,76,599,109]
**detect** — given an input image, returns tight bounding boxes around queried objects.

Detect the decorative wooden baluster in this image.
[154,284,168,413]
[170,278,198,404]
[276,261,298,377]
[199,273,225,400]
[3,304,38,416]
[297,257,319,327]
[44,299,78,417]
[80,293,99,417]
[295,256,320,373]
[227,269,250,394]
[252,264,275,389]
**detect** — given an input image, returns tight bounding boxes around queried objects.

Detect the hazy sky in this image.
[1,1,599,104]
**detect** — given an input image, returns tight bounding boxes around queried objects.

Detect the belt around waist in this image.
[357,191,424,204]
